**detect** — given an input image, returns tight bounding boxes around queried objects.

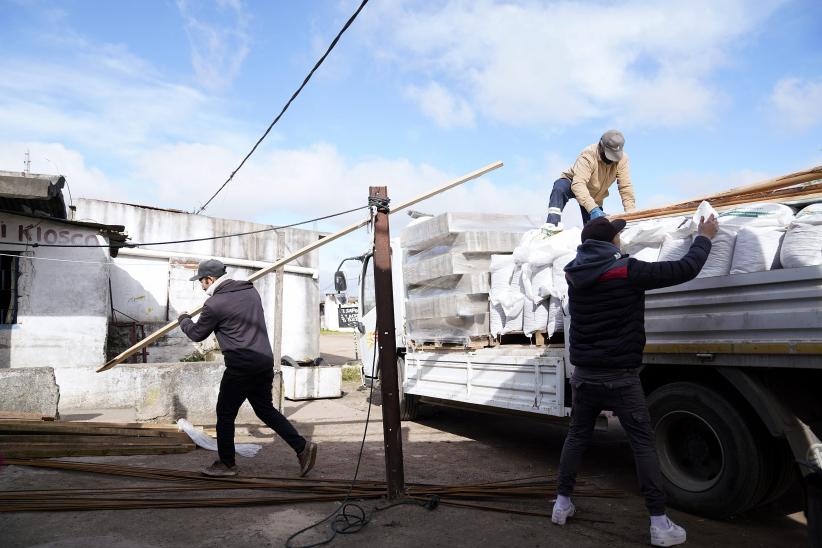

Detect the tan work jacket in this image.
[560,144,636,213]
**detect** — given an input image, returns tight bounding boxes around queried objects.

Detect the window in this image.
[0,253,20,325]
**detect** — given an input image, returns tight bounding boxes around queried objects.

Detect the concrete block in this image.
[0,367,60,417]
[282,364,342,400]
[405,293,489,320]
[407,273,490,296]
[129,362,282,425]
[400,212,538,251]
[407,313,490,342]
[403,252,492,286]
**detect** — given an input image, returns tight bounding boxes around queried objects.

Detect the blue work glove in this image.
[589,207,605,219]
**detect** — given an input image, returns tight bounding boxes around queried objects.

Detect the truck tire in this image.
[647,382,768,518]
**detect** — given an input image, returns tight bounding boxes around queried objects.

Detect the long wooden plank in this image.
[0,435,191,445]
[98,161,504,372]
[0,421,188,438]
[612,165,822,221]
[0,411,55,421]
[0,445,194,458]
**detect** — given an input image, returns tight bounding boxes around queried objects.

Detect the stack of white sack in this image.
[780,203,822,268]
[514,228,581,337]
[401,212,539,344]
[621,216,691,262]
[489,254,524,335]
[710,201,794,277]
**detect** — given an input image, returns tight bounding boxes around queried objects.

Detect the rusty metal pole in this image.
[369,185,405,499]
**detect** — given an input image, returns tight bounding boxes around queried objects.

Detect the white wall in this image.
[0,212,112,406]
[76,199,321,364]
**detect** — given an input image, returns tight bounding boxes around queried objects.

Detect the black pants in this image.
[557,381,667,515]
[216,369,306,466]
[546,178,591,225]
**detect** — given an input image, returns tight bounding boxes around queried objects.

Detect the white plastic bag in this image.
[177,418,262,458]
[730,226,785,274]
[623,244,661,262]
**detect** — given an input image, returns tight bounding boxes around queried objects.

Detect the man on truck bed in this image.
[551,214,719,547]
[544,130,636,234]
[178,259,317,478]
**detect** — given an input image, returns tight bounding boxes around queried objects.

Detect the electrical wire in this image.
[0,252,164,266]
[195,0,370,214]
[0,204,368,250]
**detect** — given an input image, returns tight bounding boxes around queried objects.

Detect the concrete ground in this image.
[0,381,809,548]
[319,331,359,366]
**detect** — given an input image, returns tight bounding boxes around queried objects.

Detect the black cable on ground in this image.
[284,240,437,548]
[195,0,370,214]
[1,205,368,250]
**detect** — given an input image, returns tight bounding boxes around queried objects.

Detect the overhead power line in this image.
[195,0,370,215]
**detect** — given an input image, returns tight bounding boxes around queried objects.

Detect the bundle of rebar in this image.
[0,459,621,521]
[612,165,822,222]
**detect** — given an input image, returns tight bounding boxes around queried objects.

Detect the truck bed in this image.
[643,264,822,368]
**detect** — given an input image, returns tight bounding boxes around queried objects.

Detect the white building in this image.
[0,170,323,411]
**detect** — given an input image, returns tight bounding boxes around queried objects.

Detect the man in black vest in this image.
[551,215,718,547]
[178,259,317,478]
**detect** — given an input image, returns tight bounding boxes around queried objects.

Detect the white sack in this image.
[621,216,691,246]
[729,226,785,274]
[624,244,661,262]
[513,227,581,266]
[780,223,822,268]
[793,203,822,225]
[698,227,737,278]
[523,299,547,335]
[501,267,525,334]
[489,255,516,336]
[658,235,693,261]
[716,202,794,228]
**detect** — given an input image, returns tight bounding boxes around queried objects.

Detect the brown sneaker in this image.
[297,441,317,477]
[201,460,238,477]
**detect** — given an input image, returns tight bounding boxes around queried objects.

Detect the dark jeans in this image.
[216,369,306,466]
[557,381,667,515]
[547,178,591,225]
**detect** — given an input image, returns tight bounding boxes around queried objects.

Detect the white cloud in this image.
[0,142,130,205]
[363,0,785,129]
[405,82,476,128]
[177,0,251,92]
[768,77,822,132]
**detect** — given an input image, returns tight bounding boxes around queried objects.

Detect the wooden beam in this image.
[97,161,504,372]
[612,165,822,222]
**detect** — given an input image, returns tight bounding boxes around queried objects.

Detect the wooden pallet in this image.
[410,335,494,351]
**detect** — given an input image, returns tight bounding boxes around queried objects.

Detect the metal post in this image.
[273,231,286,410]
[370,185,405,499]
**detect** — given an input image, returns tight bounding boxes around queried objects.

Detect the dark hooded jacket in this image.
[179,279,274,376]
[564,236,712,369]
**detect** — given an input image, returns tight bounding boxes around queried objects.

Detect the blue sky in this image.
[1,0,821,289]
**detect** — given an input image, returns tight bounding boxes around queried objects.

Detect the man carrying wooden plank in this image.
[544,130,637,234]
[178,259,317,478]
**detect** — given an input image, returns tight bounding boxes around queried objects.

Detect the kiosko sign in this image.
[0,219,100,246]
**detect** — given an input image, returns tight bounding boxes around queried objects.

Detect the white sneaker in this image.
[551,500,575,525]
[650,516,687,546]
[539,222,563,239]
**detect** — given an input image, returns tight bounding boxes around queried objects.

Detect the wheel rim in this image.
[656,410,725,492]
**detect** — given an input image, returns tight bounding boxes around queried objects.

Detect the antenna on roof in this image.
[24,149,31,174]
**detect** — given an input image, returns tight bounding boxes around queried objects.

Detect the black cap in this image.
[580,217,627,243]
[189,259,227,281]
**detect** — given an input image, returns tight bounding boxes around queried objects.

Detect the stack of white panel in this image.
[401,213,539,344]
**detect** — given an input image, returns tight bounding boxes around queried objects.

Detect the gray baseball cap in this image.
[600,129,625,162]
[189,259,227,281]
